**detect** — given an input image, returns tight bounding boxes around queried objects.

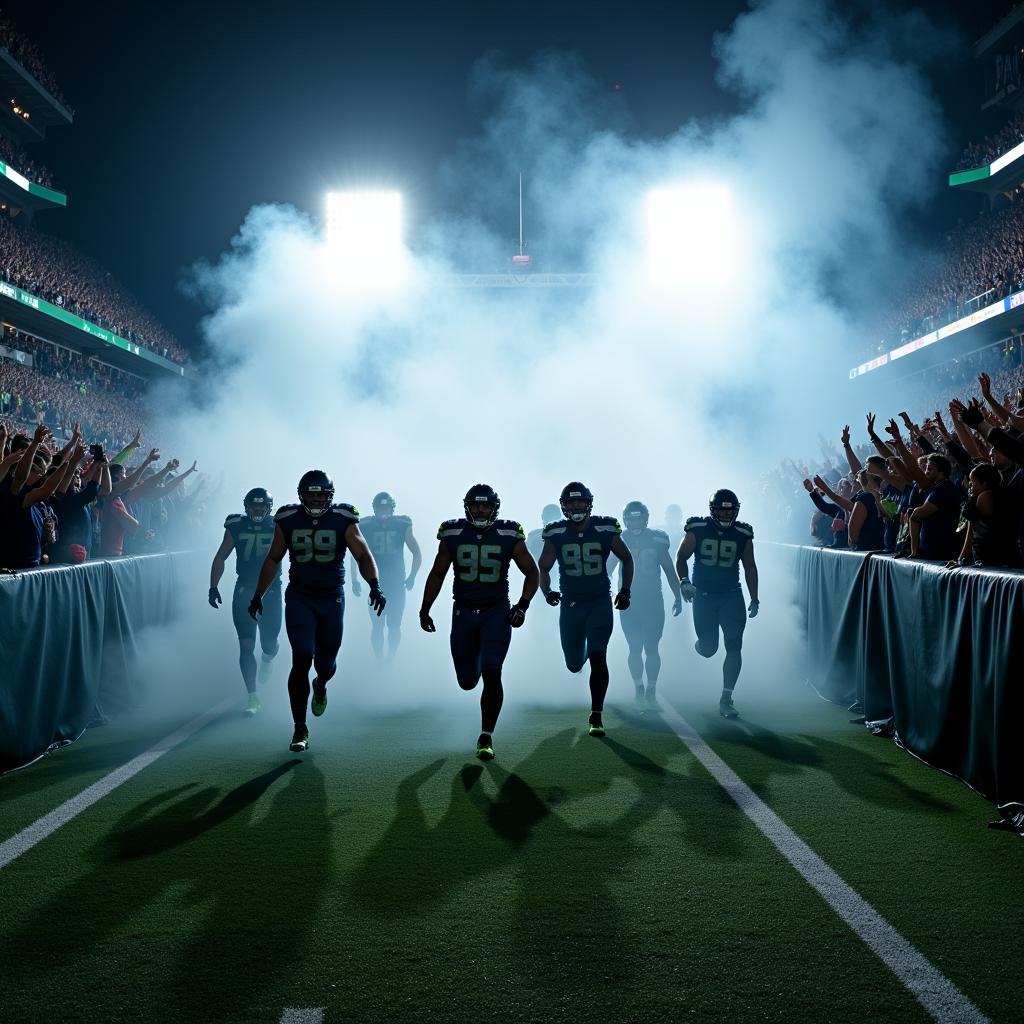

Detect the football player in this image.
[209,487,281,715]
[675,489,759,719]
[538,482,633,737]
[249,470,385,752]
[615,500,682,706]
[662,503,685,553]
[352,491,422,659]
[420,484,538,762]
[526,504,561,561]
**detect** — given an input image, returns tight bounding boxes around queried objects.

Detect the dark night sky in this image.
[4,0,1016,352]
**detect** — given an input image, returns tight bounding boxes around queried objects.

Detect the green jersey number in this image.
[698,537,737,568]
[561,541,605,576]
[293,528,338,563]
[237,531,273,562]
[456,544,503,583]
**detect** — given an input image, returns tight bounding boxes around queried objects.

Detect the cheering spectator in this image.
[951,463,1023,568]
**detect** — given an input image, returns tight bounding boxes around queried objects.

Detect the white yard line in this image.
[280,1010,324,1023]
[657,700,989,1024]
[0,696,237,870]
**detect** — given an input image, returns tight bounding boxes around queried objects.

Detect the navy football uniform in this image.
[685,515,753,657]
[225,512,282,654]
[276,502,359,679]
[438,517,524,687]
[543,515,621,671]
[359,513,411,641]
[618,528,671,684]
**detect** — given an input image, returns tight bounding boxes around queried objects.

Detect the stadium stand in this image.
[0,133,54,187]
[954,109,1024,172]
[0,10,73,113]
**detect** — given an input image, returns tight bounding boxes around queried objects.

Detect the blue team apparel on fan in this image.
[438,517,524,686]
[543,515,621,668]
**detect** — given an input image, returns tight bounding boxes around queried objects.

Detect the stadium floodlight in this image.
[645,184,736,288]
[325,190,404,287]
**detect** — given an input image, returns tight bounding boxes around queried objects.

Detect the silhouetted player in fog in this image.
[615,500,681,706]
[209,487,281,716]
[662,503,685,553]
[249,470,385,752]
[526,503,561,560]
[352,491,422,659]
[419,484,538,761]
[539,482,633,737]
[676,489,759,719]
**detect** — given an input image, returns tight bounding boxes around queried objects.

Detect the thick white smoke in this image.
[148,0,952,721]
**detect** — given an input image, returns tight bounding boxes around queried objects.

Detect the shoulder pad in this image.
[334,503,359,521]
[275,505,300,521]
[438,518,463,539]
[734,521,754,538]
[395,515,412,528]
[649,528,671,546]
[494,519,526,540]
[224,514,242,528]
[593,516,621,534]
[542,521,568,539]
[685,516,707,531]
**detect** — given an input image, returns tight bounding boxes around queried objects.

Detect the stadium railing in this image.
[0,553,192,774]
[789,545,1024,808]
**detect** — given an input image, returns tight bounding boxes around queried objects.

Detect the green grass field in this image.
[2,666,1022,1024]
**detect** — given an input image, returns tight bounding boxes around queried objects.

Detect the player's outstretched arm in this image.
[250,524,287,618]
[507,541,539,626]
[347,525,386,615]
[419,542,452,632]
[741,542,759,618]
[676,532,698,603]
[538,540,560,605]
[659,548,683,615]
[610,535,633,610]
[209,529,235,608]
[404,527,423,590]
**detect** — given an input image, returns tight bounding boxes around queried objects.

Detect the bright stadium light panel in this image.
[645,184,736,288]
[325,190,404,287]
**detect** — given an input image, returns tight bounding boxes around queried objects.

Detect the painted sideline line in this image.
[0,696,237,870]
[280,1010,324,1023]
[657,701,989,1024]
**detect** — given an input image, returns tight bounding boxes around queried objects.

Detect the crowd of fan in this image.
[954,110,1024,173]
[0,134,55,188]
[770,349,1024,569]
[0,11,72,112]
[0,216,186,363]
[0,421,213,571]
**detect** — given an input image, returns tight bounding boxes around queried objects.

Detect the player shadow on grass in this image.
[0,760,331,1022]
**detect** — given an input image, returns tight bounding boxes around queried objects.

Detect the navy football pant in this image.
[368,576,406,658]
[450,601,511,733]
[692,588,746,691]
[619,597,665,686]
[558,596,613,714]
[232,580,281,692]
[285,586,345,723]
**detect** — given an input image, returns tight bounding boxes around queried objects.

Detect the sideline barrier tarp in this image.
[0,553,188,773]
[794,546,1024,805]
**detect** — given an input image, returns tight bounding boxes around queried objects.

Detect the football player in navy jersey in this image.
[249,470,385,752]
[209,487,281,715]
[526,504,561,561]
[614,500,682,706]
[538,482,633,737]
[351,491,422,659]
[419,484,538,761]
[676,489,759,719]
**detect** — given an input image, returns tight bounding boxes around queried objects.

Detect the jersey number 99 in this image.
[293,528,337,563]
[699,537,737,568]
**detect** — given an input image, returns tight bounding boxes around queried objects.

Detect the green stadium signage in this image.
[0,159,67,206]
[0,280,183,374]
[949,139,1024,188]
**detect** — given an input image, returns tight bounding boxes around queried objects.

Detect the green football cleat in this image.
[289,725,310,752]
[244,693,262,717]
[311,681,328,717]
[476,734,495,762]
[587,714,606,738]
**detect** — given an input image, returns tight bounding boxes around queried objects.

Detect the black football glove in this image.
[419,609,436,633]
[368,581,386,616]
[506,600,529,627]
[208,586,222,609]
[614,588,631,611]
[247,593,263,620]
[545,591,562,607]
[747,599,760,619]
